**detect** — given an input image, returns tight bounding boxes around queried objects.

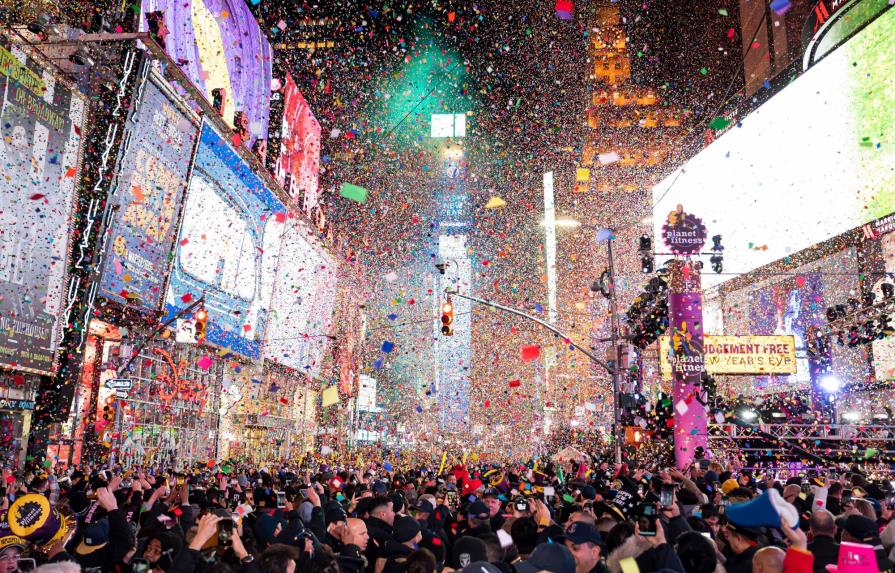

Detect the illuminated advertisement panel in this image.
[139,0,272,146]
[0,44,85,374]
[99,75,199,311]
[652,7,895,287]
[275,74,321,211]
[263,227,336,376]
[165,122,286,359]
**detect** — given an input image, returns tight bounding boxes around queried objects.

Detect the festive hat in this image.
[726,488,798,529]
[7,494,72,548]
[721,479,740,496]
[826,542,879,573]
[0,518,25,553]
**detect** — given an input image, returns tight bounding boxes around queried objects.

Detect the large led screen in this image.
[717,249,866,392]
[165,122,286,359]
[0,44,85,374]
[139,0,271,146]
[99,75,199,311]
[275,74,321,211]
[263,226,336,376]
[652,7,895,287]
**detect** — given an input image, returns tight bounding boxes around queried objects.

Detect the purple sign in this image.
[667,260,709,468]
[662,205,707,256]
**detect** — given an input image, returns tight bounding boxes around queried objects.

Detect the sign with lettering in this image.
[0,398,35,410]
[98,74,199,311]
[660,335,798,379]
[105,378,134,391]
[661,205,707,256]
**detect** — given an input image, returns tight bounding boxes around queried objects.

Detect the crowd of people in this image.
[2,458,895,573]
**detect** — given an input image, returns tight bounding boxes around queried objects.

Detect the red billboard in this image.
[275,74,321,212]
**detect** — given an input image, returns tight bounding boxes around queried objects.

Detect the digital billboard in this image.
[99,75,199,311]
[275,74,321,211]
[139,0,272,147]
[716,248,867,392]
[263,226,336,376]
[165,122,286,359]
[652,7,895,287]
[0,44,85,374]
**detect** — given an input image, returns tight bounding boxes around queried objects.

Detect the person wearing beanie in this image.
[381,515,422,573]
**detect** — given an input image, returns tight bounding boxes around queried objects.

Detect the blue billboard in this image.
[165,122,287,359]
[99,75,199,311]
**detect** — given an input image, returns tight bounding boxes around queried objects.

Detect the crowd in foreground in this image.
[2,456,895,573]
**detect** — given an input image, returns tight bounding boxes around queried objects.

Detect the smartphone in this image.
[276,491,287,509]
[218,518,233,547]
[17,558,37,572]
[176,475,186,486]
[298,488,309,499]
[131,559,150,573]
[543,486,555,501]
[639,504,658,537]
[446,490,459,510]
[660,484,675,508]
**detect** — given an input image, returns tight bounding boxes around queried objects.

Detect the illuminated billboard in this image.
[165,122,286,358]
[275,74,321,212]
[99,74,199,311]
[652,7,895,287]
[263,225,337,376]
[0,44,85,374]
[139,0,272,146]
[659,335,797,379]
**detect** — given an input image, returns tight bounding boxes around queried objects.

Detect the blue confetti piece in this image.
[374,359,383,370]
[381,341,395,353]
[770,0,791,14]
[387,313,398,321]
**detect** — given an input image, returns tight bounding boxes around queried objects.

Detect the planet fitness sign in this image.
[661,205,707,256]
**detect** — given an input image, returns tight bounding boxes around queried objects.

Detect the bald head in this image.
[810,509,836,537]
[345,518,369,551]
[752,546,785,573]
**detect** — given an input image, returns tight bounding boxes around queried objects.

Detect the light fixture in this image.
[739,409,758,421]
[69,47,95,67]
[819,375,841,394]
[27,14,56,37]
[842,411,861,422]
[771,412,786,418]
[873,413,889,420]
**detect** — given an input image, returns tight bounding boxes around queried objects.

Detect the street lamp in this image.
[542,218,623,463]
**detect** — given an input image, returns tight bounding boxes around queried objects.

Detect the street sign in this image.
[106,378,133,391]
[176,318,198,344]
[114,390,129,399]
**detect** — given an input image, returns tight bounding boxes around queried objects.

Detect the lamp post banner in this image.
[667,259,708,468]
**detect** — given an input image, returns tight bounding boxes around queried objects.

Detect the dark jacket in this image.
[72,509,135,572]
[365,517,394,572]
[635,543,686,573]
[336,543,367,573]
[807,534,839,573]
[725,546,759,573]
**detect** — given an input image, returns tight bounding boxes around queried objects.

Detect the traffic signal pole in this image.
[444,288,623,462]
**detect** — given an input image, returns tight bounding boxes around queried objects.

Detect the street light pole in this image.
[606,233,623,464]
[444,288,623,462]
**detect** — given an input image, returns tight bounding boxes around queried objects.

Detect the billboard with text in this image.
[0,44,85,374]
[99,75,199,311]
[275,73,320,211]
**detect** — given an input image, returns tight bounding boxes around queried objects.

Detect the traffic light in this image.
[710,234,724,274]
[441,300,454,336]
[101,396,116,423]
[195,306,208,341]
[639,234,654,274]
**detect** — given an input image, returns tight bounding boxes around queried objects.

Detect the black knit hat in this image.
[393,515,421,543]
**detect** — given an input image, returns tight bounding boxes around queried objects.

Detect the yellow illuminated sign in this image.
[659,335,797,379]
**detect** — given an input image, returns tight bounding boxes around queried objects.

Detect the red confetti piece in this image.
[29,193,45,200]
[521,345,540,362]
[275,212,286,223]
[181,293,193,303]
[64,167,77,177]
[508,379,521,388]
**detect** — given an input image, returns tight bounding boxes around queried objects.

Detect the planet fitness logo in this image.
[661,205,707,256]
